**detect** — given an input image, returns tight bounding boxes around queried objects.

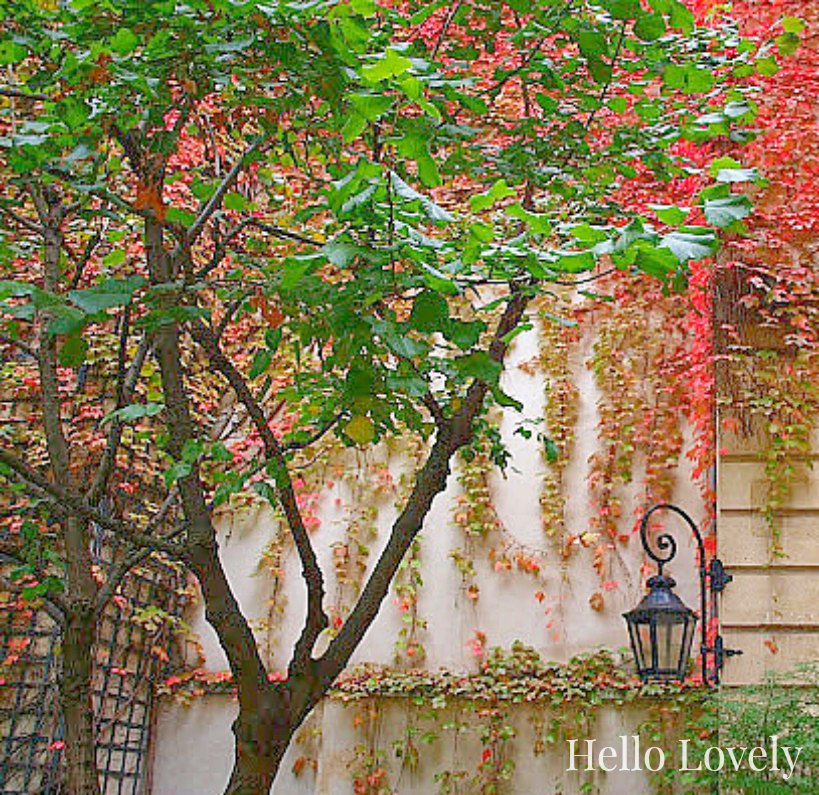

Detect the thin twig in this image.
[0,86,47,101]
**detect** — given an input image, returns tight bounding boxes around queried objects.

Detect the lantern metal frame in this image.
[624,503,741,686]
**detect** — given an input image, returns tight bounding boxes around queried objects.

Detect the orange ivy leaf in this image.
[134,180,166,222]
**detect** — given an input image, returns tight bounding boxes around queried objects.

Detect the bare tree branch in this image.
[282,413,343,453]
[86,328,151,505]
[320,285,531,677]
[245,219,323,249]
[0,447,187,558]
[187,318,329,671]
[0,567,66,626]
[183,139,265,249]
[0,204,41,234]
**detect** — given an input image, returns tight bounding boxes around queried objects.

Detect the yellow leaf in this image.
[345,415,375,445]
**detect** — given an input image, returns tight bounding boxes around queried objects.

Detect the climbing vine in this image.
[536,303,580,546]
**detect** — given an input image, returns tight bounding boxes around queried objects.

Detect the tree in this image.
[0,1,767,792]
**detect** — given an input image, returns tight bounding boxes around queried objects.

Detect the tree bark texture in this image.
[144,214,285,792]
[33,187,102,795]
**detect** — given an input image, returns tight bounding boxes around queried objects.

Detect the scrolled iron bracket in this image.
[639,503,741,686]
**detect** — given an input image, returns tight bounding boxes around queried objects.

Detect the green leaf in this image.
[453,351,502,383]
[265,328,283,354]
[421,264,460,296]
[204,36,255,55]
[249,349,273,378]
[648,205,688,226]
[280,257,316,290]
[703,195,753,228]
[634,244,678,277]
[576,29,607,59]
[361,48,413,83]
[223,192,248,211]
[634,13,666,42]
[723,101,753,119]
[755,57,779,77]
[322,241,359,267]
[668,1,694,33]
[588,58,612,85]
[776,32,801,56]
[607,97,628,114]
[470,179,516,212]
[345,415,375,445]
[569,223,607,244]
[536,93,558,114]
[491,385,523,412]
[505,203,552,235]
[554,250,594,273]
[211,442,233,462]
[390,172,453,222]
[609,0,641,20]
[395,133,441,188]
[443,319,485,350]
[165,207,196,226]
[660,229,717,262]
[469,221,493,242]
[68,277,143,313]
[0,40,27,65]
[410,291,449,332]
[341,113,367,143]
[346,364,375,398]
[349,93,393,121]
[48,306,86,336]
[663,64,714,93]
[103,249,126,267]
[181,439,203,464]
[164,461,193,487]
[102,402,164,426]
[58,334,88,367]
[350,0,377,16]
[782,17,806,34]
[110,28,139,56]
[715,167,759,184]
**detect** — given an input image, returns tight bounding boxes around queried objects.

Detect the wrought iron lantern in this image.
[623,504,741,685]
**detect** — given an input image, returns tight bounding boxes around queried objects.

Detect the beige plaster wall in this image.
[152,697,668,795]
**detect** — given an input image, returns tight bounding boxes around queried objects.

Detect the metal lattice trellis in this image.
[0,539,186,795]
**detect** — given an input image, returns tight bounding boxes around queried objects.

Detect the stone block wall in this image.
[718,427,819,684]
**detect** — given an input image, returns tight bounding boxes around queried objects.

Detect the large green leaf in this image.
[703,195,753,228]
[390,172,453,222]
[68,276,144,314]
[660,229,718,262]
[410,291,449,332]
[361,48,413,83]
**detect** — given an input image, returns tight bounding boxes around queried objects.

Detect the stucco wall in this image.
[152,697,674,795]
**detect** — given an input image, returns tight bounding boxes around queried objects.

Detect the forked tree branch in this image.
[188,318,329,672]
[183,139,265,249]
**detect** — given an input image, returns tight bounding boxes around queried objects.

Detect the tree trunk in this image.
[224,680,322,795]
[33,188,102,795]
[225,703,289,795]
[60,596,100,795]
[142,210,289,794]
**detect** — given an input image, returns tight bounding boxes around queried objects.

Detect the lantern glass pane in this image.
[657,619,684,673]
[678,615,697,676]
[628,620,646,671]
[638,622,652,671]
